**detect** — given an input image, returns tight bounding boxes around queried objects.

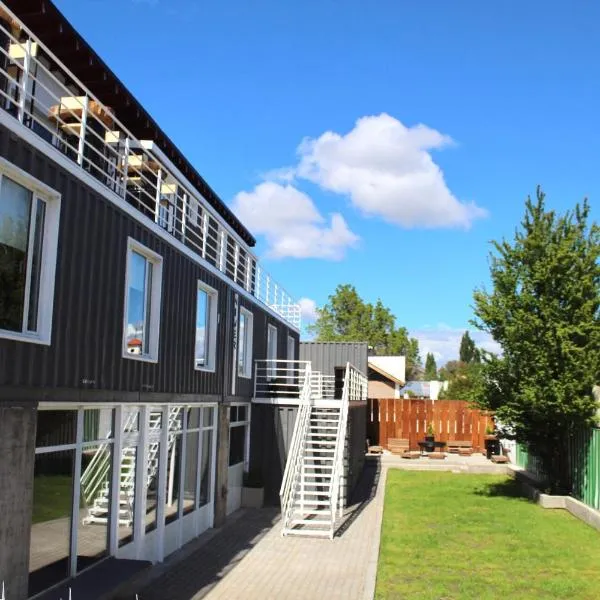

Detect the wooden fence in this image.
[367,398,493,452]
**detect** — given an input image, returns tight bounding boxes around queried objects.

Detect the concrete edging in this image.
[508,466,600,532]
[362,465,388,600]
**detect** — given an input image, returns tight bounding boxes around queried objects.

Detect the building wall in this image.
[0,403,36,600]
[0,124,298,401]
[367,379,396,399]
[299,342,368,378]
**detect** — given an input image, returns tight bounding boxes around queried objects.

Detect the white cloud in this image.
[295,114,487,229]
[411,326,502,367]
[298,297,318,323]
[231,181,359,260]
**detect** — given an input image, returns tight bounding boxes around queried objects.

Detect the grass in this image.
[376,471,600,600]
[32,475,73,524]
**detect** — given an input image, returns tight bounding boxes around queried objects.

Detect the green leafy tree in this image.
[473,188,600,493]
[423,353,438,380]
[441,361,484,401]
[309,284,421,378]
[459,331,480,363]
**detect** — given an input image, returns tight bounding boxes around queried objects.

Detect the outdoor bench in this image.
[447,440,473,456]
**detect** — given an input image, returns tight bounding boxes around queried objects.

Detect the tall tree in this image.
[309,284,421,378]
[423,353,437,380]
[473,188,600,493]
[459,331,480,363]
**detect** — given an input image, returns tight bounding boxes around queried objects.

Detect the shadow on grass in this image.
[472,478,534,502]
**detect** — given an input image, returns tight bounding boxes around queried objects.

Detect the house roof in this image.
[5,0,256,246]
[369,357,404,385]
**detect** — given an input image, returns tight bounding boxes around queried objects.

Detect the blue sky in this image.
[55,0,599,363]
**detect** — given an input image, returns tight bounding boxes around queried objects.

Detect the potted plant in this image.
[425,423,435,443]
[484,425,497,440]
[484,425,500,459]
[241,469,264,508]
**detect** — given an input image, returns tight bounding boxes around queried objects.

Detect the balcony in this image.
[0,3,301,329]
[253,360,338,404]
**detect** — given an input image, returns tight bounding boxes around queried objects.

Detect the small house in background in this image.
[401,380,449,400]
[367,355,406,398]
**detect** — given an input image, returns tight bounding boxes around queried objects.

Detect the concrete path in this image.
[203,459,385,600]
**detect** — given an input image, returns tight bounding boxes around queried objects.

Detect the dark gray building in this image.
[0,2,300,598]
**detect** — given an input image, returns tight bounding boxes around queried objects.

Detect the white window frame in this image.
[122,237,163,363]
[237,307,254,379]
[267,324,278,380]
[195,281,218,372]
[0,158,60,345]
[287,334,295,361]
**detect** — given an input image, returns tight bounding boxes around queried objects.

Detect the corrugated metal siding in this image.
[0,125,295,398]
[234,296,300,399]
[299,342,368,377]
[249,404,298,505]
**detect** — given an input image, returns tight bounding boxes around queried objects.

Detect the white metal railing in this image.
[279,363,313,530]
[253,360,309,399]
[329,362,368,534]
[253,360,337,401]
[0,4,300,329]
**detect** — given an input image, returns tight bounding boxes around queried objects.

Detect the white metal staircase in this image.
[81,407,182,526]
[280,362,367,539]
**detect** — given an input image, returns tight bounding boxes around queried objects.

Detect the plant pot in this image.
[241,486,264,508]
[425,435,435,443]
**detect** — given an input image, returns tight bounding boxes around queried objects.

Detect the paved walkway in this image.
[122,459,386,600]
[203,460,384,600]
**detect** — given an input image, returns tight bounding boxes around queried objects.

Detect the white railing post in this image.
[245,255,252,291]
[154,167,163,225]
[218,229,226,272]
[255,265,261,298]
[201,209,208,259]
[76,95,89,167]
[181,192,187,240]
[18,38,32,123]
[266,275,271,305]
[233,243,240,284]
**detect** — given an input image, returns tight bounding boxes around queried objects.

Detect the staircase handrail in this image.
[80,409,138,505]
[279,362,313,529]
[329,362,366,536]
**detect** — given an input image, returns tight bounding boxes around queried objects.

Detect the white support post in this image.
[121,137,130,198]
[17,39,32,123]
[181,192,187,240]
[201,208,208,259]
[233,243,240,284]
[255,265,261,298]
[167,435,176,507]
[218,229,226,272]
[245,255,252,291]
[109,406,123,555]
[266,275,271,305]
[134,406,148,559]
[155,405,169,563]
[70,408,84,576]
[76,95,89,167]
[154,168,163,225]
[273,283,279,311]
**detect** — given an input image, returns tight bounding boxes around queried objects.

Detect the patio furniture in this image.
[491,454,509,464]
[388,438,410,455]
[447,440,473,455]
[428,452,446,460]
[401,451,421,459]
[368,445,383,454]
[418,440,446,455]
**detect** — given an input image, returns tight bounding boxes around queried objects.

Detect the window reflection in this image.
[29,449,74,597]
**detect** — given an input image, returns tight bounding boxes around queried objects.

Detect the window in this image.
[237,307,253,378]
[195,281,218,371]
[0,164,60,344]
[267,324,278,380]
[287,334,296,361]
[123,238,163,361]
[229,404,250,467]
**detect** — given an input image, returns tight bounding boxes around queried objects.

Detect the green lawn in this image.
[32,475,73,524]
[376,471,600,600]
